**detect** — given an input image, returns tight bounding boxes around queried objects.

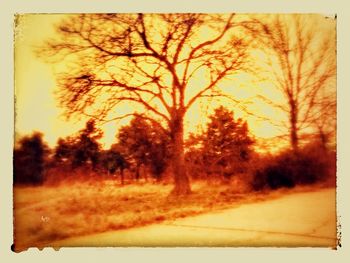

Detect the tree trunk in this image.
[169,110,191,195]
[135,164,140,181]
[290,102,299,154]
[317,126,328,152]
[290,122,298,154]
[120,168,125,185]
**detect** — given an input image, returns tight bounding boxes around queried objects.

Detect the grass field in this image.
[13,179,328,251]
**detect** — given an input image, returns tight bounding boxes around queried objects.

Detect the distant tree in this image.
[187,106,254,179]
[72,119,102,169]
[13,132,49,185]
[53,136,76,165]
[254,14,336,152]
[117,116,171,181]
[312,88,336,151]
[53,119,103,170]
[99,149,129,184]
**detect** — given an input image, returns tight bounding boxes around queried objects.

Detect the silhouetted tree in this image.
[38,14,257,195]
[99,149,129,184]
[13,132,49,185]
[53,119,102,170]
[117,116,171,181]
[312,88,336,151]
[72,120,102,169]
[254,14,336,152]
[53,136,76,165]
[186,106,254,179]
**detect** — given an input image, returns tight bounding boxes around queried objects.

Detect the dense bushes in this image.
[252,145,336,191]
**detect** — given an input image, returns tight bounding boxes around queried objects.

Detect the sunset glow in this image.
[15,14,330,152]
[13,13,337,251]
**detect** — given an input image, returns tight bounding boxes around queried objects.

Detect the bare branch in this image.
[255,14,336,150]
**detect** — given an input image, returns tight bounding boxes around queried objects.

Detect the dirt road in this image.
[53,188,337,248]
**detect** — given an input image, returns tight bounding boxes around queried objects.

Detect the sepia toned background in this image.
[1,0,350,258]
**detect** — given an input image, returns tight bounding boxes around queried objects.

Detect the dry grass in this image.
[13,178,326,251]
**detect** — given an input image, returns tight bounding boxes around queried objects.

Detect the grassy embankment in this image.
[13,178,330,251]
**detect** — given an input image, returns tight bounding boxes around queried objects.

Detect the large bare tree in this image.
[38,14,253,195]
[255,14,336,152]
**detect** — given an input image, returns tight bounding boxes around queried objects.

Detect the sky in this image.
[14,14,335,152]
[14,14,119,148]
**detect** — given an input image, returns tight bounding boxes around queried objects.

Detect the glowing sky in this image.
[14,14,335,152]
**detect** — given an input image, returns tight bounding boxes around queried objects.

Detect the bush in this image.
[252,145,335,191]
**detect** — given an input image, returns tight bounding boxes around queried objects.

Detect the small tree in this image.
[53,119,103,170]
[53,136,76,165]
[72,120,102,169]
[117,116,171,181]
[253,14,336,152]
[187,106,254,179]
[99,149,129,184]
[13,132,49,185]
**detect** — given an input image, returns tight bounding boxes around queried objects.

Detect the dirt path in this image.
[53,188,337,248]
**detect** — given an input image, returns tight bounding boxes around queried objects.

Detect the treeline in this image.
[13,106,336,190]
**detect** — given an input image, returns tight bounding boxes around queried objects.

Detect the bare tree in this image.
[312,83,336,151]
[256,14,336,153]
[38,14,254,195]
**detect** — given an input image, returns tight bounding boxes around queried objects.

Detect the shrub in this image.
[252,145,335,191]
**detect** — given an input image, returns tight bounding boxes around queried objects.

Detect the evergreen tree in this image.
[53,119,102,170]
[99,149,129,184]
[117,116,171,181]
[13,132,49,185]
[72,120,102,169]
[54,137,76,165]
[187,106,254,179]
